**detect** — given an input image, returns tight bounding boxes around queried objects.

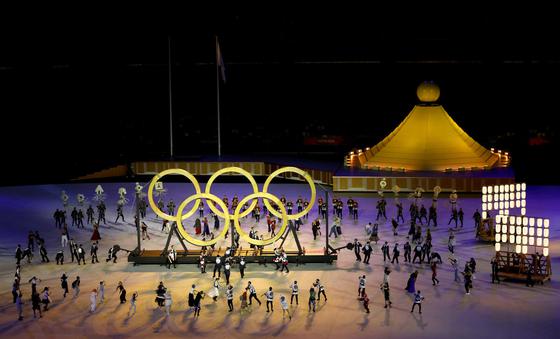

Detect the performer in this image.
[167,199,176,216]
[188,284,196,309]
[226,285,234,312]
[77,244,86,265]
[91,223,101,241]
[381,241,391,262]
[362,291,370,313]
[213,255,223,278]
[97,202,106,224]
[391,218,399,236]
[458,208,464,227]
[115,205,125,223]
[358,275,366,297]
[198,201,205,218]
[56,249,64,265]
[419,205,427,225]
[352,200,359,220]
[473,209,482,230]
[90,289,97,313]
[410,290,424,313]
[363,241,373,264]
[448,208,458,227]
[193,290,204,317]
[71,208,78,227]
[428,204,438,226]
[213,213,220,230]
[290,280,299,305]
[141,222,150,240]
[448,230,456,254]
[391,243,400,264]
[370,223,379,244]
[99,281,105,303]
[224,261,231,285]
[60,273,69,298]
[431,261,440,285]
[72,276,80,298]
[353,238,362,262]
[264,287,274,312]
[31,291,42,319]
[77,209,85,228]
[280,295,291,319]
[155,281,167,307]
[296,196,303,213]
[239,257,246,278]
[167,245,177,269]
[308,287,316,312]
[199,254,207,273]
[202,217,210,236]
[405,271,418,293]
[247,281,261,306]
[314,279,327,302]
[41,287,51,311]
[396,202,404,223]
[29,276,41,295]
[39,243,49,263]
[116,281,127,303]
[412,242,423,264]
[303,199,309,219]
[449,257,461,283]
[380,282,392,308]
[129,291,138,316]
[209,278,220,302]
[491,257,500,284]
[164,290,172,316]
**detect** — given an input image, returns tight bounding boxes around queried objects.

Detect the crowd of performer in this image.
[9,190,531,323]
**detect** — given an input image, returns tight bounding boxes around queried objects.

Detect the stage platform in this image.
[128,248,337,266]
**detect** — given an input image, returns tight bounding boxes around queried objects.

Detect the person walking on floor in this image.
[381,241,391,262]
[363,241,373,264]
[380,282,392,308]
[280,295,291,319]
[411,290,424,314]
[264,287,274,312]
[491,257,500,284]
[72,276,80,298]
[290,281,299,305]
[431,261,440,285]
[61,273,69,298]
[16,291,24,321]
[358,275,366,297]
[314,279,327,302]
[308,287,316,312]
[128,291,138,316]
[247,281,261,306]
[164,290,172,316]
[226,285,234,312]
[362,291,371,313]
[90,289,97,313]
[391,243,400,264]
[31,291,42,318]
[353,239,362,262]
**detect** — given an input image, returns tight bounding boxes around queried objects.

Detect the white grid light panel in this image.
[494,215,550,256]
[481,183,526,219]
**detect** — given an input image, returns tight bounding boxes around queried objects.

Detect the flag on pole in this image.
[216,36,226,83]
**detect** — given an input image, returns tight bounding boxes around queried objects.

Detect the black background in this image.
[0,8,557,185]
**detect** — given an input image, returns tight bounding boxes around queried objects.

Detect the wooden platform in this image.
[495,251,552,283]
[128,247,337,266]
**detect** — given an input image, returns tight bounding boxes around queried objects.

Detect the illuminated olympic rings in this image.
[146,166,316,247]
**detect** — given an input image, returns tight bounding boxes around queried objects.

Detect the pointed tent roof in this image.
[357,82,499,171]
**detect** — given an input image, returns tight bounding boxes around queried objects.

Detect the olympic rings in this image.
[146,166,316,247]
[176,193,230,246]
[262,167,316,220]
[205,167,259,219]
[147,169,202,221]
[234,192,288,246]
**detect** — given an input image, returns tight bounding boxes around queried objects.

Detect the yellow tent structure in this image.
[356,82,499,171]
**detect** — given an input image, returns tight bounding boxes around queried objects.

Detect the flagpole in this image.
[216,35,222,158]
[168,35,174,159]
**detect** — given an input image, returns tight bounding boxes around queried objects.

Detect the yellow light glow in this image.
[521,200,526,207]
[488,186,493,194]
[499,185,504,193]
[537,218,543,227]
[543,248,549,256]
[502,234,507,242]
[516,192,520,200]
[544,229,549,238]
[521,208,526,215]
[521,191,526,199]
[516,183,521,191]
[482,211,487,219]
[529,228,535,236]
[482,186,487,194]
[509,216,515,224]
[530,218,535,226]
[509,184,515,191]
[522,226,528,235]
[482,195,487,203]
[509,193,515,200]
[515,244,521,253]
[515,201,520,208]
[495,243,501,251]
[537,228,543,237]
[488,195,493,202]
[543,239,549,247]
[495,224,501,233]
[522,245,527,254]
[499,202,504,209]
[544,219,550,228]
[505,185,509,192]
[529,237,534,245]
[494,202,498,209]
[516,236,521,244]
[522,236,527,244]
[516,217,522,225]
[482,203,487,211]
[516,226,522,234]
[510,235,515,243]
[521,183,526,191]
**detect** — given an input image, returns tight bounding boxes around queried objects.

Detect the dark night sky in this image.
[0,9,558,184]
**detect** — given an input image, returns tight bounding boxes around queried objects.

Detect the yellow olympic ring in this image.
[234,192,288,246]
[176,193,230,246]
[262,167,316,220]
[147,166,315,247]
[205,167,259,219]
[147,169,202,221]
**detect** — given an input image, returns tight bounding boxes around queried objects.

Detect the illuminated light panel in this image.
[495,243,501,251]
[543,248,549,256]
